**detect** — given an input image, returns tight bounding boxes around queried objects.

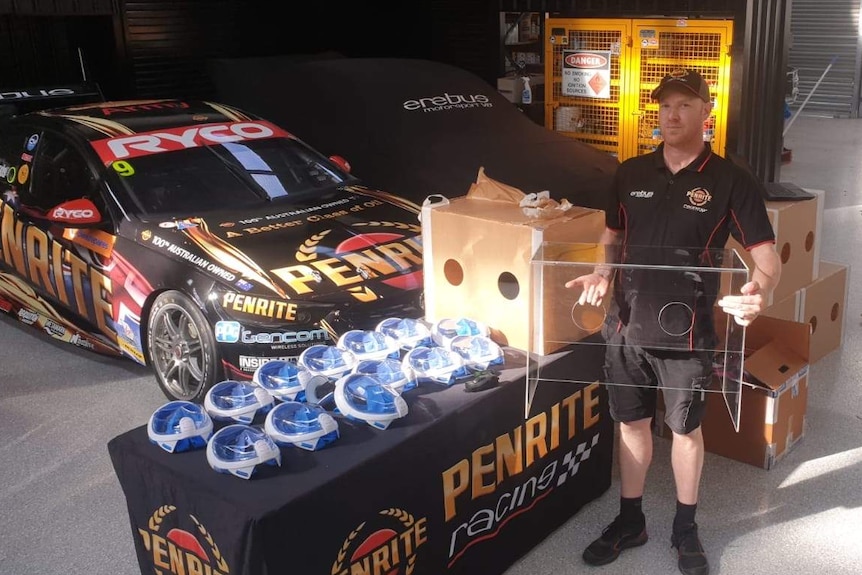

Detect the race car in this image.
[0,95,424,402]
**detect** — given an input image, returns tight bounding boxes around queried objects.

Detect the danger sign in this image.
[561,50,611,99]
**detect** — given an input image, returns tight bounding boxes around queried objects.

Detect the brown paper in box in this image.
[465,166,526,203]
[466,167,576,222]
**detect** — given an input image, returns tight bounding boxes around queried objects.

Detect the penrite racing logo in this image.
[331,508,428,575]
[138,505,230,575]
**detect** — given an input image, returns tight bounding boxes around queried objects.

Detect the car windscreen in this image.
[106,136,357,218]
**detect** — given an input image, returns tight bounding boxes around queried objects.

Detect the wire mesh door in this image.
[545,19,630,158]
[632,19,733,158]
[545,18,733,162]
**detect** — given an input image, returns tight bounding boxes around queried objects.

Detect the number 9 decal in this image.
[112,160,135,177]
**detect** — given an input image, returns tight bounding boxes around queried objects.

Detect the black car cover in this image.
[207,56,618,210]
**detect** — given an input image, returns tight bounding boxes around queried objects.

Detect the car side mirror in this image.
[329,155,351,174]
[46,198,102,226]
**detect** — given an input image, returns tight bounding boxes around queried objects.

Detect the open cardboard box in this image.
[657,314,810,470]
[421,169,605,354]
[763,260,849,363]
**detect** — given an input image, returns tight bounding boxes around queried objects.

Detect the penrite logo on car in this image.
[90,121,290,164]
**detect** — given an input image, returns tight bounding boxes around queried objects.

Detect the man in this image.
[565,69,781,575]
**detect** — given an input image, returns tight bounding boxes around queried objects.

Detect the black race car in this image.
[207,56,620,210]
[0,95,424,402]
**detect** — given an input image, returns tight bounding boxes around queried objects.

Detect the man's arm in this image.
[748,242,782,298]
[718,242,781,326]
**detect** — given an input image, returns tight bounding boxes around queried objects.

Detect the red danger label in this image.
[91,120,290,163]
[564,53,608,68]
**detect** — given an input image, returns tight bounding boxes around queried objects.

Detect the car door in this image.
[0,124,120,349]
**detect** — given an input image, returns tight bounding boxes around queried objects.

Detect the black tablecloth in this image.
[108,346,613,575]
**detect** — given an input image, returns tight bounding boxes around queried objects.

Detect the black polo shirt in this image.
[606,143,775,250]
[605,143,776,351]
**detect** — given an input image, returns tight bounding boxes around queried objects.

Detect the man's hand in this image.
[717,280,765,326]
[565,272,610,307]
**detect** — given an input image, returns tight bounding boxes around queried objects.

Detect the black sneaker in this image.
[582,515,648,566]
[671,524,709,575]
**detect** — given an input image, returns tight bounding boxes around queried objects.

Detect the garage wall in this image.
[1,0,793,183]
[119,0,244,99]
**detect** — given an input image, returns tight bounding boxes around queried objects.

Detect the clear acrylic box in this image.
[527,242,749,431]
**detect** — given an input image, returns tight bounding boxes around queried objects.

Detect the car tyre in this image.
[147,290,218,403]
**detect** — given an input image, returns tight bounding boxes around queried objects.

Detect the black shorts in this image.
[603,326,712,434]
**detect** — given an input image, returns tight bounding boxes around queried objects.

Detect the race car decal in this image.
[62,228,116,258]
[49,198,101,224]
[221,293,298,322]
[0,271,118,355]
[180,218,290,298]
[145,232,238,283]
[0,202,114,339]
[90,121,290,164]
[204,101,256,123]
[17,164,29,184]
[41,112,138,138]
[272,233,422,302]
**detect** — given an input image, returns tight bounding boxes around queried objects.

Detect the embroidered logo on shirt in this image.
[630,190,654,198]
[684,187,712,212]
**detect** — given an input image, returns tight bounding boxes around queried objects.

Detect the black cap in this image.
[650,69,711,103]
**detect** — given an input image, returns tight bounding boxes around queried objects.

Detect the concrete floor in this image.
[504,115,862,575]
[0,115,859,575]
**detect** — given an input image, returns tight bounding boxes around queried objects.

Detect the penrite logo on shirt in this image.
[685,187,712,212]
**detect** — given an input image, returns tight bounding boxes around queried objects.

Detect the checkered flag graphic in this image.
[557,433,600,486]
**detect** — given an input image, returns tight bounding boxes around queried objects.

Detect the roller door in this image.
[788,0,862,117]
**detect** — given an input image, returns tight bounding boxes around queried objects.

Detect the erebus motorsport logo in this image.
[402,92,493,113]
[139,505,230,575]
[332,508,427,575]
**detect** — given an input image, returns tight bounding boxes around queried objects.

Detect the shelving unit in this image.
[500,12,543,76]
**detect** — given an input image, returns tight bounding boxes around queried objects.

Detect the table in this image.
[108,345,613,575]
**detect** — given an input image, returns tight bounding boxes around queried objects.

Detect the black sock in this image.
[620,496,645,525]
[673,500,697,535]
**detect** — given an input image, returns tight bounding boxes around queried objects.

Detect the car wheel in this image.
[147,290,218,403]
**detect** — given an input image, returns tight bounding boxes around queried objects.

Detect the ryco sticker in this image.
[90,121,289,164]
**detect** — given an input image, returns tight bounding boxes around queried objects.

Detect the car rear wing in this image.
[0,83,105,117]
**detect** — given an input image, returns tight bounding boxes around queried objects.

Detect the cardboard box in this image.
[799,260,848,363]
[726,190,823,304]
[761,290,799,321]
[761,260,848,363]
[422,195,604,354]
[656,315,810,470]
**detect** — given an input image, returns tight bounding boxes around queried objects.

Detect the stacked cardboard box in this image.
[739,189,850,363]
[687,187,849,469]
[725,190,823,306]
